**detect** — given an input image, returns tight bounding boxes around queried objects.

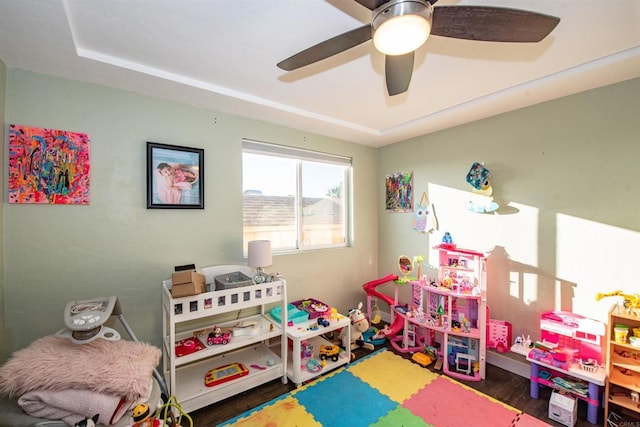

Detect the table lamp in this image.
[248,240,272,284]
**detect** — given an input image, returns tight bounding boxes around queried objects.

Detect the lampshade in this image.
[248,240,272,268]
[372,0,433,56]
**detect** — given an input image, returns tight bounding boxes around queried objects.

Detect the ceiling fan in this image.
[277,0,560,96]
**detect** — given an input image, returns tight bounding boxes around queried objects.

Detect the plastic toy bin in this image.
[291,298,331,319]
[270,304,309,324]
[214,271,253,291]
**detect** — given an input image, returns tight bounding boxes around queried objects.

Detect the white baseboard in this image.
[486,349,530,378]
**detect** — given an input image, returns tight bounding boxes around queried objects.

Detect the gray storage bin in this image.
[214,271,253,290]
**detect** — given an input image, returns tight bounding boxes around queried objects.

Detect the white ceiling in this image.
[0,0,639,147]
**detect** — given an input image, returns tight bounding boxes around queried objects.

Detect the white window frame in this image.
[242,139,352,253]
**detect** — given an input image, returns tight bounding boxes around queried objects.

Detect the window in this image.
[242,140,351,253]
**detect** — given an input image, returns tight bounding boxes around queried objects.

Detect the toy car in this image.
[411,352,433,367]
[319,344,340,362]
[207,330,231,345]
[317,317,330,327]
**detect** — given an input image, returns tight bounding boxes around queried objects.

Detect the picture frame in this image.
[147,141,204,209]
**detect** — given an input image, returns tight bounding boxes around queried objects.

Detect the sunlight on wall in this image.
[427,184,538,258]
[509,271,520,300]
[508,272,540,306]
[417,183,638,339]
[428,183,541,290]
[556,214,640,323]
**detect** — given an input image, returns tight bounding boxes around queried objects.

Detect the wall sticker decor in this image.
[465,162,499,213]
[413,192,438,233]
[8,124,90,204]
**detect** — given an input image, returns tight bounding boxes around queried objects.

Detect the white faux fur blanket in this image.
[17,387,139,426]
[0,335,160,401]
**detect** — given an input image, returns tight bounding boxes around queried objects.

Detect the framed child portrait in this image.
[147,141,204,209]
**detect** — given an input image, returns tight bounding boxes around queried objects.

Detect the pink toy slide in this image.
[362,274,404,337]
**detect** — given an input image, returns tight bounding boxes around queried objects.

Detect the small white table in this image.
[286,314,350,385]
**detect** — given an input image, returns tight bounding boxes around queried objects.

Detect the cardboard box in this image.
[172,271,204,286]
[171,281,205,298]
[548,390,577,426]
[171,271,205,298]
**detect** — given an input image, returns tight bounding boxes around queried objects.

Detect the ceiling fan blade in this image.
[277,24,372,71]
[385,52,414,96]
[431,6,560,42]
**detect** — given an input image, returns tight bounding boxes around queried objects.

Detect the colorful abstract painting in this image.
[9,124,90,204]
[385,171,413,212]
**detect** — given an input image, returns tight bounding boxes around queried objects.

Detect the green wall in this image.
[3,68,638,361]
[0,59,6,357]
[378,78,640,340]
[2,69,379,359]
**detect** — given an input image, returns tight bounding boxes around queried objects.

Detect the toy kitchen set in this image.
[526,311,606,425]
[531,311,605,369]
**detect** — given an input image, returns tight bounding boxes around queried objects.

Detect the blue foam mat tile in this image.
[294,370,397,427]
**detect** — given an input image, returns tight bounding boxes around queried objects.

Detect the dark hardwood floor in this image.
[188,339,601,426]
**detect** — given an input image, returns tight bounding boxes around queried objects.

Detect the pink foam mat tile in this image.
[510,413,552,427]
[402,376,520,427]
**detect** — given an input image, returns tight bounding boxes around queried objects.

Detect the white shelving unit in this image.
[162,266,288,413]
[286,315,351,385]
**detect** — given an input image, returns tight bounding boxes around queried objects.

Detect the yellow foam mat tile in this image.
[348,350,439,403]
[230,395,321,427]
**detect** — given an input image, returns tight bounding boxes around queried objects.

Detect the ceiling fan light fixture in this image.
[372,0,433,56]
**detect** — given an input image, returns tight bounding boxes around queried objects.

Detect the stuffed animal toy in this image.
[74,414,99,427]
[339,302,375,356]
[132,403,162,427]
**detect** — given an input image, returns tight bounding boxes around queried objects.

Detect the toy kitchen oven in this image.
[538,310,606,369]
